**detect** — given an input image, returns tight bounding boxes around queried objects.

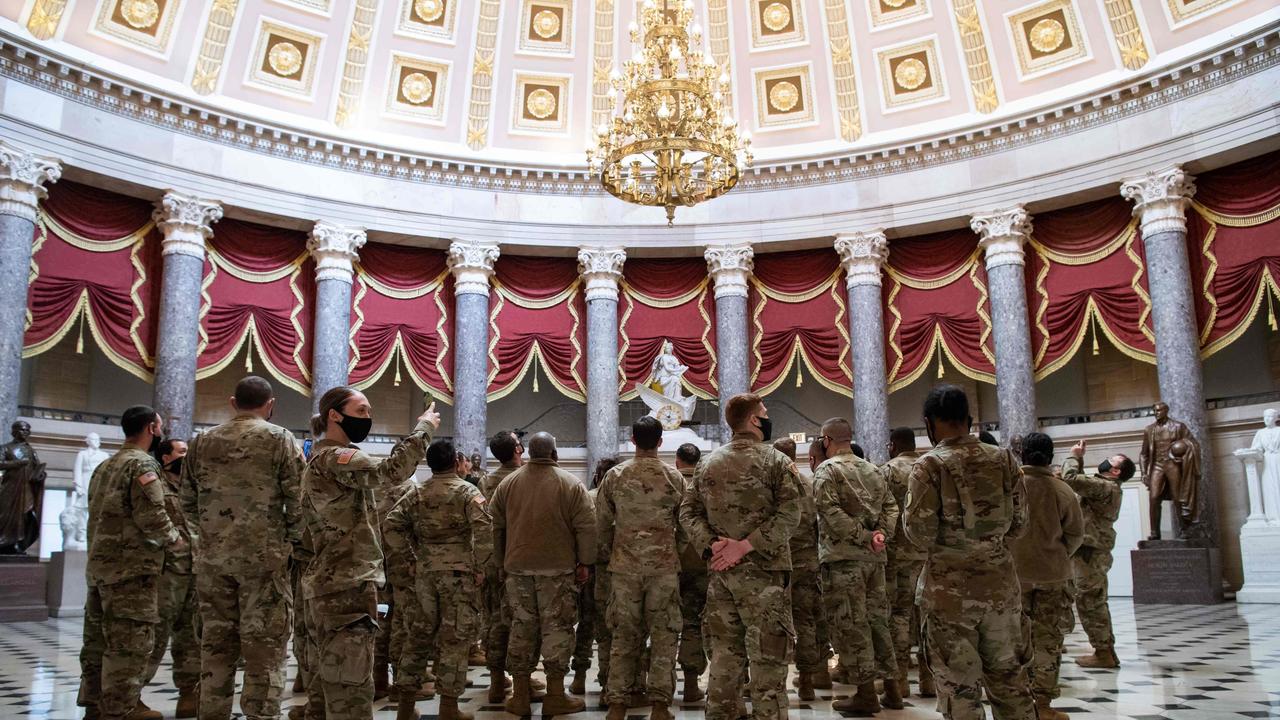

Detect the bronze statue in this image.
[1139,402,1201,540]
[0,421,48,555]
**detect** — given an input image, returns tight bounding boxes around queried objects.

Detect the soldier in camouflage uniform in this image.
[287,414,329,720]
[813,418,900,714]
[1011,433,1084,720]
[479,430,523,704]
[881,427,933,699]
[574,457,618,699]
[598,417,685,720]
[679,393,800,720]
[376,439,432,704]
[673,443,708,703]
[1062,440,1133,671]
[79,406,181,720]
[771,438,826,702]
[142,439,199,718]
[489,432,596,717]
[384,439,493,720]
[179,376,303,720]
[903,384,1035,720]
[301,387,440,720]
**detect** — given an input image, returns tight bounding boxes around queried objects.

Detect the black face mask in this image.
[337,412,373,444]
[165,457,183,475]
[149,434,162,454]
[1097,460,1112,476]
[757,416,773,442]
[924,419,937,447]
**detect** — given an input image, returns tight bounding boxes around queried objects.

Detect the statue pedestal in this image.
[1237,526,1280,603]
[47,550,88,617]
[0,556,49,621]
[1131,539,1223,605]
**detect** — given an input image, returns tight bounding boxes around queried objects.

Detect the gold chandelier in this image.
[586,0,752,227]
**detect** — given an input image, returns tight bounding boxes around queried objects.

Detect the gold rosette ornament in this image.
[401,72,434,104]
[119,0,160,29]
[414,0,445,23]
[1029,18,1066,53]
[768,80,800,112]
[894,57,928,91]
[762,2,791,32]
[525,88,558,119]
[268,41,304,77]
[532,8,561,38]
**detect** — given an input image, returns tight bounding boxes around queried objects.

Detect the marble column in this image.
[308,221,366,407]
[152,192,222,440]
[835,230,890,463]
[578,247,626,478]
[0,144,59,434]
[705,244,754,441]
[1122,166,1218,541]
[971,205,1037,445]
[448,239,500,457]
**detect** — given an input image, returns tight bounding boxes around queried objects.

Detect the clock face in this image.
[656,403,684,431]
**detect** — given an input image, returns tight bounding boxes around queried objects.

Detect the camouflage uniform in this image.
[573,489,599,680]
[143,467,200,693]
[789,472,825,677]
[597,457,685,705]
[301,420,433,720]
[814,451,899,685]
[675,467,708,678]
[180,414,303,720]
[489,458,596,679]
[679,433,801,720]
[480,464,518,675]
[79,443,179,720]
[383,471,493,698]
[376,476,422,686]
[904,435,1035,720]
[1060,456,1122,653]
[882,451,927,683]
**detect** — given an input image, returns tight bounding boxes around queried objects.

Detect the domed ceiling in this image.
[5,0,1272,166]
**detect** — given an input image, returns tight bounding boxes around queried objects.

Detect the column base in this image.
[1131,541,1223,605]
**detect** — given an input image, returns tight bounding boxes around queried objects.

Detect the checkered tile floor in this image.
[2,600,1279,719]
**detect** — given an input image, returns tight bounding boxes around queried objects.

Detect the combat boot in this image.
[469,644,487,667]
[627,690,648,708]
[125,701,162,720]
[488,670,508,704]
[540,674,586,716]
[605,704,627,720]
[293,674,305,692]
[505,675,533,717]
[1076,647,1119,669]
[794,672,815,701]
[396,694,418,720]
[286,704,307,720]
[881,678,904,710]
[833,682,881,716]
[1035,696,1070,720]
[569,670,587,695]
[438,695,474,720]
[175,686,199,718]
[531,675,547,694]
[812,666,833,690]
[82,706,100,720]
[650,702,674,720]
[682,670,704,702]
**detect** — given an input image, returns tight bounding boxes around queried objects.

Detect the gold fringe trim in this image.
[207,245,309,284]
[493,276,579,309]
[487,293,502,387]
[1031,249,1051,369]
[196,260,216,357]
[971,263,995,366]
[434,287,453,396]
[885,247,983,290]
[1191,200,1280,228]
[884,277,906,389]
[831,280,853,385]
[347,276,369,375]
[1028,220,1136,266]
[1198,221,1220,346]
[751,268,842,303]
[354,264,445,300]
[622,276,710,308]
[39,209,153,252]
[1200,269,1280,360]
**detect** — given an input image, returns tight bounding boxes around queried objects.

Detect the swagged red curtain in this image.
[24,180,163,381]
[21,152,1280,402]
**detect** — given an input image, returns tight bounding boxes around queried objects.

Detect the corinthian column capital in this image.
[578,247,626,302]
[704,244,754,299]
[971,205,1033,270]
[834,229,889,288]
[308,221,367,284]
[448,239,500,296]
[0,141,61,223]
[154,191,223,260]
[1121,166,1197,236]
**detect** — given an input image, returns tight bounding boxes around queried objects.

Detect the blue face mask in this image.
[1097,460,1112,476]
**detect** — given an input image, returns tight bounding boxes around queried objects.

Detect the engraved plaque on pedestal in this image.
[1131,541,1224,605]
[0,557,50,621]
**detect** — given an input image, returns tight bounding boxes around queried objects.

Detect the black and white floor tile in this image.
[2,600,1278,719]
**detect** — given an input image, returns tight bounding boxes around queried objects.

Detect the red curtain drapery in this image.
[1187,150,1280,356]
[24,181,162,381]
[885,229,994,391]
[348,242,452,400]
[489,256,586,401]
[1028,197,1155,376]
[749,249,851,396]
[620,258,717,399]
[198,219,313,394]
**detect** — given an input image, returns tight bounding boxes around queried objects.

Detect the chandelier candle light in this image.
[587,0,753,227]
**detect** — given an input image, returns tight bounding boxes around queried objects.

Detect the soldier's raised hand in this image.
[419,401,442,430]
[1071,440,1086,459]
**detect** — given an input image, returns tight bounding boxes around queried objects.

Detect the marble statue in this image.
[0,421,48,555]
[637,340,698,430]
[1140,401,1201,540]
[1250,409,1280,526]
[60,432,107,551]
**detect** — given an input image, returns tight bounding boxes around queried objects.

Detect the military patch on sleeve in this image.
[336,448,358,465]
[788,461,800,476]
[137,471,159,486]
[473,495,486,504]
